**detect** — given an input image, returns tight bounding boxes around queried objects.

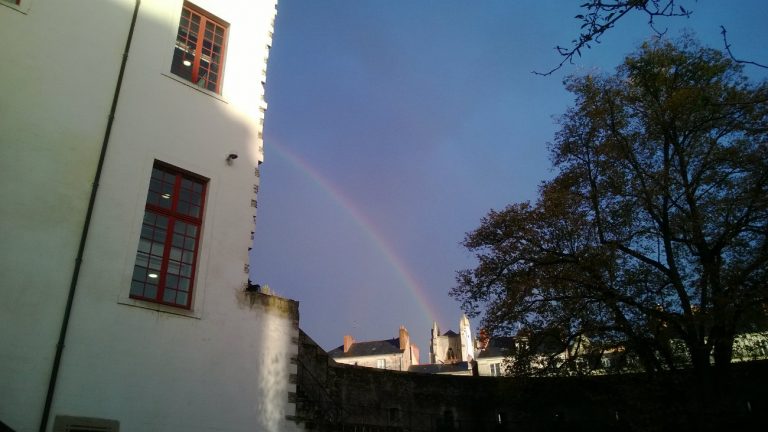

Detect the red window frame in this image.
[170,2,229,94]
[130,163,207,309]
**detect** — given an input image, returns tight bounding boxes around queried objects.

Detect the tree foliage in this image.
[454,37,768,377]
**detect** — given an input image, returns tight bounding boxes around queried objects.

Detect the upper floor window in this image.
[130,163,207,309]
[489,362,502,376]
[170,2,228,94]
[376,359,386,369]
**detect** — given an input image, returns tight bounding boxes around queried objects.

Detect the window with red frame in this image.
[170,2,228,93]
[130,163,206,309]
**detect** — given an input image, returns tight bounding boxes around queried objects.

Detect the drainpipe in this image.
[38,1,141,431]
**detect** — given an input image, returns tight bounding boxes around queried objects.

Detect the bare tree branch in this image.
[720,25,768,69]
[534,1,691,76]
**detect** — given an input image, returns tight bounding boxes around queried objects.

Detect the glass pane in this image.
[186,225,197,236]
[135,252,149,268]
[138,238,151,253]
[178,277,190,292]
[132,266,147,282]
[176,292,188,306]
[150,242,164,257]
[166,274,178,289]
[173,234,184,248]
[156,215,168,229]
[141,225,153,239]
[130,280,144,296]
[163,289,176,303]
[153,228,166,242]
[184,237,195,250]
[167,260,180,275]
[182,251,194,264]
[174,221,187,234]
[170,247,182,261]
[181,264,192,277]
[144,284,157,299]
[177,202,190,215]
[180,189,191,203]
[148,256,162,271]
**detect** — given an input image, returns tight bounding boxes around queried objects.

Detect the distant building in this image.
[430,314,475,364]
[0,1,301,431]
[329,326,420,371]
[475,336,517,377]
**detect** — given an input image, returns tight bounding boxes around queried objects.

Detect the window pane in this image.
[163,289,177,303]
[176,292,188,306]
[135,252,149,268]
[178,277,190,292]
[138,238,151,254]
[170,247,182,261]
[130,280,144,297]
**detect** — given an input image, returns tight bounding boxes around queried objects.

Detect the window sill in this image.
[118,296,202,319]
[162,72,229,104]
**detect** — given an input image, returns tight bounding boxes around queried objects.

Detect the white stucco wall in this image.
[0,1,301,431]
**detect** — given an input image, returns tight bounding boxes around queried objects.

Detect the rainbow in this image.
[268,139,442,325]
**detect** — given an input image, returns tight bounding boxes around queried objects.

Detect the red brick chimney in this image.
[399,326,409,350]
[343,335,355,353]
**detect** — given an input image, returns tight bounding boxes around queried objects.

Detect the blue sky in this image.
[250,0,768,354]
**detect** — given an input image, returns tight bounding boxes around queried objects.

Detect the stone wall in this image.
[295,330,768,432]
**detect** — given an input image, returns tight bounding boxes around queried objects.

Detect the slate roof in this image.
[477,336,517,359]
[328,338,402,358]
[442,330,458,336]
[408,361,471,374]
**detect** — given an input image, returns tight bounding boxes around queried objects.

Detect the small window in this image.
[130,162,207,309]
[490,363,502,376]
[376,359,386,369]
[170,2,229,93]
[446,347,456,361]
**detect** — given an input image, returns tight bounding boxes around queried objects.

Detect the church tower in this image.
[430,321,440,363]
[459,314,474,361]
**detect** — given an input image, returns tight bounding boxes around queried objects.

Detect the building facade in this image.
[329,326,420,371]
[429,314,474,364]
[0,1,301,431]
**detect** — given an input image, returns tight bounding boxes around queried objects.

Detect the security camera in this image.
[227,153,238,160]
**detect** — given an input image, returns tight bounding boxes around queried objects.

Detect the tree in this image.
[453,36,768,379]
[536,1,767,76]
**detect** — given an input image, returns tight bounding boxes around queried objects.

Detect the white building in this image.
[329,326,420,372]
[0,1,301,431]
[429,314,474,364]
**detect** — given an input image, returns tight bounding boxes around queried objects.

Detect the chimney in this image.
[343,335,354,353]
[399,326,409,350]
